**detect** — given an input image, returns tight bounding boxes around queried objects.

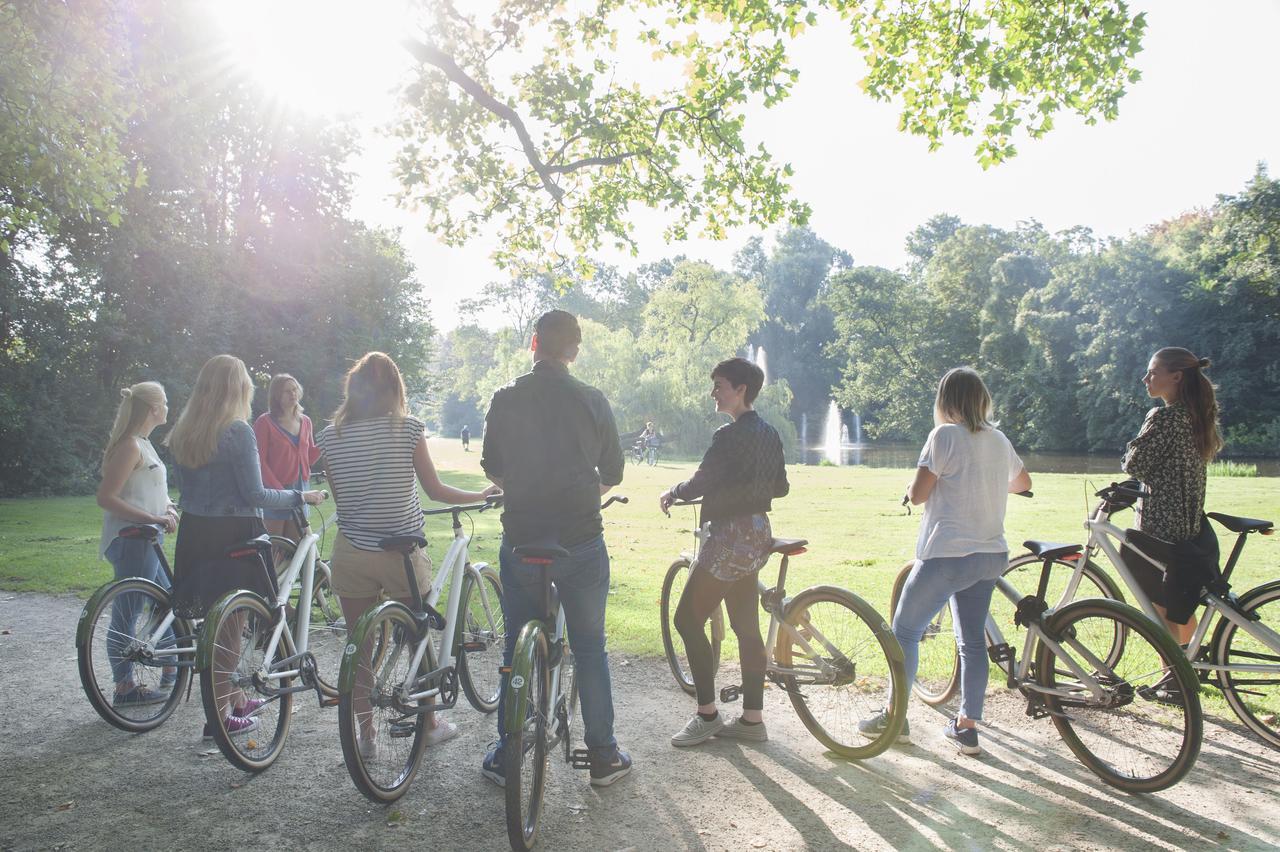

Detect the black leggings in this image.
[673,567,766,711]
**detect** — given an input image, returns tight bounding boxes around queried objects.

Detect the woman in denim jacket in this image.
[166,354,327,737]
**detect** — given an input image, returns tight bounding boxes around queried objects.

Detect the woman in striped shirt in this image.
[318,351,499,753]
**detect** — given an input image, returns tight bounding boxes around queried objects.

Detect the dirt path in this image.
[1,592,1277,851]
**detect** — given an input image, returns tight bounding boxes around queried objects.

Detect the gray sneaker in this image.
[671,714,724,747]
[857,709,910,744]
[715,716,768,742]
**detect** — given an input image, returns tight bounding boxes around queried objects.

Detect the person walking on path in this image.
[461,424,470,451]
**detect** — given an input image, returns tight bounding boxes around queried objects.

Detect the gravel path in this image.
[1,592,1277,851]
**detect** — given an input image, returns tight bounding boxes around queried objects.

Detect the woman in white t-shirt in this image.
[859,367,1031,756]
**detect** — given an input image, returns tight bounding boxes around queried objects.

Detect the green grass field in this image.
[3,437,1277,665]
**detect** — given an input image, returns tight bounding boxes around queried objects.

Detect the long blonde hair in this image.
[933,367,995,433]
[102,381,166,472]
[1154,347,1224,462]
[267,373,304,420]
[166,354,254,467]
[332,352,407,434]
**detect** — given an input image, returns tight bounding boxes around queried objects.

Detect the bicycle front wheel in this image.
[660,558,722,695]
[1213,580,1280,749]
[889,560,958,706]
[506,628,551,852]
[77,579,195,732]
[1036,598,1202,793]
[776,586,908,759]
[337,602,430,803]
[459,566,505,713]
[198,592,294,772]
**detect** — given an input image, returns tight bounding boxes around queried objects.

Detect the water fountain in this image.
[755,345,768,385]
[799,411,808,454]
[852,411,863,446]
[822,400,843,465]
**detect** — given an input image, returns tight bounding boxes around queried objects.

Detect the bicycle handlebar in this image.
[602,495,629,510]
[671,499,702,507]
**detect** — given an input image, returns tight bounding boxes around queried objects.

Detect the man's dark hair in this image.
[534,310,582,360]
[711,357,765,404]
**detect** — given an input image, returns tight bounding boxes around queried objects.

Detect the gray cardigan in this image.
[176,421,302,518]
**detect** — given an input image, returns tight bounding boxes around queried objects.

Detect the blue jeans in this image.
[893,552,1007,721]
[497,534,617,756]
[105,535,175,685]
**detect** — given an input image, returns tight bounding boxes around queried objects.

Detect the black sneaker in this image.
[481,742,505,787]
[944,718,981,755]
[589,748,632,787]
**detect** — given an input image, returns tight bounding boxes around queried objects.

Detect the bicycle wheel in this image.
[1036,598,1202,793]
[459,566,505,713]
[77,579,195,732]
[889,560,959,706]
[660,558,722,695]
[505,627,551,852]
[776,586,908,759]
[198,591,294,772]
[1213,580,1280,749]
[337,602,430,803]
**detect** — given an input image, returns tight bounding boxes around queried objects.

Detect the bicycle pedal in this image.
[461,641,487,652]
[719,685,741,703]
[569,749,592,770]
[389,720,417,738]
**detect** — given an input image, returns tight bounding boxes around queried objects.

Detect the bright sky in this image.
[211,0,1280,331]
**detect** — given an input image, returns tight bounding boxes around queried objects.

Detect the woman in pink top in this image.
[254,374,321,541]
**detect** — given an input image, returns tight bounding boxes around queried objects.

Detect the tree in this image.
[394,1,1147,268]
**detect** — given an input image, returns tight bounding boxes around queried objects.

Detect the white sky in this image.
[212,1,1280,331]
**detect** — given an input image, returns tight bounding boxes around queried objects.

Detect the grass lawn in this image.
[3,437,1277,660]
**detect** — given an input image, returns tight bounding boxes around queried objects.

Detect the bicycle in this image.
[76,523,198,733]
[194,498,345,772]
[949,481,1279,749]
[659,499,909,761]
[628,440,646,466]
[503,496,628,852]
[889,526,1204,792]
[337,497,506,803]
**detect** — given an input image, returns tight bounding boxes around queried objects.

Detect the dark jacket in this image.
[673,410,789,523]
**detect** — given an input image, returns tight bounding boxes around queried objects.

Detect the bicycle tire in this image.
[889,560,959,706]
[77,578,195,733]
[458,565,505,713]
[337,601,430,803]
[776,585,908,759]
[660,558,722,695]
[1212,579,1280,749]
[1036,598,1202,793]
[559,651,579,763]
[197,591,294,773]
[505,626,551,852]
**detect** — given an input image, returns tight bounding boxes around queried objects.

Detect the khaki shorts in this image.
[330,532,432,600]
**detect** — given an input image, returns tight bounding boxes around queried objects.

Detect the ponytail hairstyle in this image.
[166,354,255,468]
[332,352,407,434]
[102,381,166,472]
[1154,347,1224,462]
[933,366,995,433]
[267,373,304,420]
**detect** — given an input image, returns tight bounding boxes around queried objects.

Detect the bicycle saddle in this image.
[1207,512,1274,534]
[226,534,272,558]
[1023,540,1084,561]
[118,524,164,541]
[770,538,808,556]
[379,534,428,553]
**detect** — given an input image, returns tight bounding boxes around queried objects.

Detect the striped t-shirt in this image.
[317,416,425,552]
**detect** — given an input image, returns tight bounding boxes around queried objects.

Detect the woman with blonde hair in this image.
[168,354,327,737]
[254,373,321,542]
[859,367,1031,756]
[97,381,179,706]
[317,351,499,756]
[1122,347,1224,644]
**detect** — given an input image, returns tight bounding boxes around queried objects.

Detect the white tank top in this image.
[100,438,170,558]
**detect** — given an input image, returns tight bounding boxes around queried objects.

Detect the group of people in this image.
[97,303,1223,779]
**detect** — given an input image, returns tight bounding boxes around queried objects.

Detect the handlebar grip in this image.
[601,495,629,510]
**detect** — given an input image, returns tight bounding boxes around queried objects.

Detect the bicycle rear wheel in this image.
[459,566,505,713]
[1036,598,1202,793]
[889,560,959,706]
[77,579,195,732]
[1213,580,1280,749]
[506,628,551,852]
[776,586,907,759]
[660,558,722,695]
[338,602,430,803]
[198,592,294,772]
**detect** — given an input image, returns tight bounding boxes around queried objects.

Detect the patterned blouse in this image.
[1122,402,1206,543]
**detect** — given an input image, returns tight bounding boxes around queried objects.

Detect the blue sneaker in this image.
[481,742,505,787]
[944,719,981,755]
[589,748,632,787]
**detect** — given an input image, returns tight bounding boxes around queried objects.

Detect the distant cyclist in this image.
[479,310,631,788]
[640,421,660,465]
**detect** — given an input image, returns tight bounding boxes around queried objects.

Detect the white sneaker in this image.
[425,719,459,747]
[715,715,768,742]
[671,714,724,747]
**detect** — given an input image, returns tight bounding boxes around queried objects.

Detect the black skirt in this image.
[172,513,276,619]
